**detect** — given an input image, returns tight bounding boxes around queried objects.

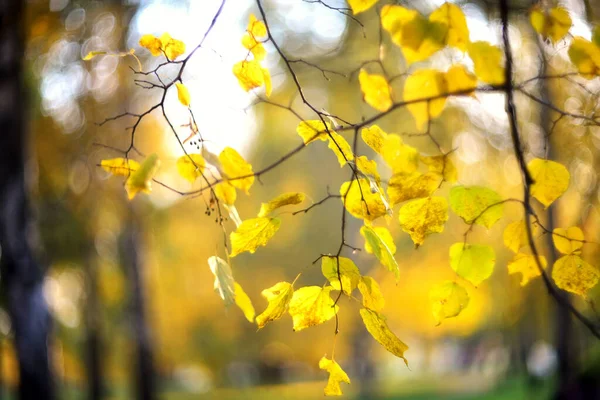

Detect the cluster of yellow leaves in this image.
[551,227,599,297]
[530,5,572,43]
[101,154,161,200]
[569,27,600,78]
[233,14,272,96]
[139,33,185,60]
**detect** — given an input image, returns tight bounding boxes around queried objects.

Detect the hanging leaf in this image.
[175,82,191,107]
[445,65,477,96]
[528,158,570,208]
[449,243,495,286]
[233,59,272,96]
[256,281,294,329]
[355,156,381,184]
[552,254,599,297]
[361,125,386,154]
[420,154,458,183]
[229,217,281,257]
[288,286,338,331]
[125,153,160,200]
[319,357,351,396]
[403,69,447,131]
[321,256,361,295]
[160,33,186,60]
[257,192,305,218]
[327,131,354,167]
[101,158,140,177]
[214,181,237,205]
[219,147,254,194]
[340,179,388,221]
[359,69,393,112]
[503,220,536,253]
[359,308,409,366]
[380,135,420,174]
[139,34,163,56]
[449,185,504,229]
[468,41,505,85]
[348,0,378,15]
[176,154,205,183]
[568,37,600,79]
[398,196,448,247]
[553,226,584,255]
[234,282,255,323]
[297,120,332,144]
[358,276,385,312]
[429,3,469,51]
[360,226,399,279]
[429,281,469,325]
[507,253,546,286]
[530,6,572,43]
[387,171,441,205]
[208,256,236,306]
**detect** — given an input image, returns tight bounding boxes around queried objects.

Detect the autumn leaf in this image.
[355,156,381,184]
[176,154,205,183]
[503,220,536,253]
[380,134,420,174]
[208,256,235,306]
[553,226,584,255]
[83,50,107,60]
[429,3,469,51]
[403,69,447,131]
[101,158,140,177]
[387,171,441,205]
[445,65,477,96]
[361,125,386,154]
[552,254,599,297]
[160,33,185,60]
[360,226,399,279]
[229,217,281,257]
[242,34,266,61]
[358,276,385,312]
[359,308,409,367]
[348,0,378,15]
[420,154,458,183]
[508,253,547,286]
[569,37,600,78]
[256,282,294,329]
[429,281,469,325]
[219,147,254,194]
[468,41,505,85]
[449,243,495,286]
[328,131,354,167]
[125,153,160,200]
[297,120,332,144]
[319,357,351,396]
[321,256,361,295]
[139,34,162,56]
[258,192,306,217]
[233,60,272,96]
[175,82,191,107]
[340,179,389,221]
[234,282,255,323]
[449,185,504,229]
[214,181,237,205]
[288,286,338,331]
[359,69,392,112]
[530,6,572,43]
[398,196,448,247]
[528,158,570,208]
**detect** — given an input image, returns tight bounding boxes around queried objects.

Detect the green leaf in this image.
[449,185,504,229]
[449,243,495,286]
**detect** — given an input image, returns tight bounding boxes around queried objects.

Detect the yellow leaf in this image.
[398,196,448,247]
[568,37,600,79]
[234,282,255,323]
[176,154,205,183]
[175,82,191,107]
[258,192,305,217]
[256,282,294,329]
[553,226,584,255]
[429,3,469,51]
[468,41,505,85]
[356,156,381,184]
[359,308,409,366]
[445,65,477,95]
[381,5,446,64]
[530,6,572,43]
[359,69,393,112]
[319,357,351,396]
[214,181,237,205]
[297,120,332,144]
[449,243,495,286]
[387,171,441,205]
[229,217,281,257]
[358,276,385,312]
[321,256,361,295]
[247,14,267,38]
[528,158,570,208]
[340,179,388,221]
[429,281,469,325]
[507,253,547,286]
[208,256,235,306]
[101,158,140,177]
[420,154,458,183]
[288,286,338,331]
[449,185,504,229]
[139,34,162,56]
[360,225,399,279]
[380,134,420,174]
[83,51,107,60]
[404,69,447,130]
[552,254,599,297]
[219,147,254,194]
[242,34,266,61]
[503,220,530,253]
[159,33,185,60]
[348,0,378,15]
[125,153,160,200]
[232,60,272,96]
[328,131,354,167]
[361,125,387,154]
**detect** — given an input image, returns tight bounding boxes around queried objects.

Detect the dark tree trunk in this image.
[0,1,54,399]
[85,253,103,400]
[120,212,156,400]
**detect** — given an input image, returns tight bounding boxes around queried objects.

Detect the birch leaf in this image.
[125,153,160,200]
[398,196,448,247]
[319,357,351,396]
[359,308,409,366]
[230,217,281,257]
[449,243,495,286]
[219,147,254,194]
[288,286,338,331]
[234,282,255,323]
[321,256,361,295]
[360,225,399,278]
[507,253,546,286]
[359,69,392,112]
[176,154,205,183]
[449,185,504,229]
[101,158,140,177]
[358,276,385,312]
[552,254,599,297]
[208,256,235,306]
[258,192,305,217]
[553,226,584,255]
[528,158,570,208]
[429,281,469,325]
[256,282,294,329]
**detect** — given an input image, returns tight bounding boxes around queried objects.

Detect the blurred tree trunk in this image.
[0,1,54,399]
[85,252,103,400]
[120,211,156,400]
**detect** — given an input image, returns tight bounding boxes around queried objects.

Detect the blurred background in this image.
[3,0,600,398]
